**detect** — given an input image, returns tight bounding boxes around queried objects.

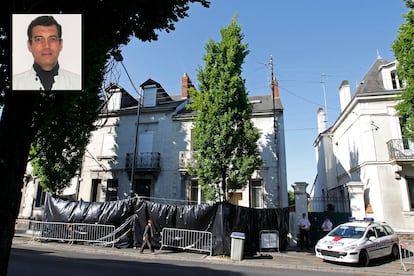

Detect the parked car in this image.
[315,218,399,266]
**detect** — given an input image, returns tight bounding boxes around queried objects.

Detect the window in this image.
[106,179,118,201]
[91,179,102,202]
[134,179,151,199]
[391,70,403,89]
[383,225,395,235]
[189,180,198,205]
[143,84,157,107]
[189,179,205,205]
[250,179,263,208]
[367,228,376,239]
[375,226,387,237]
[407,178,414,210]
[35,184,46,207]
[100,134,117,158]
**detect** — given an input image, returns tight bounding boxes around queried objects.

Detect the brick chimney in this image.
[272,76,279,98]
[181,73,194,99]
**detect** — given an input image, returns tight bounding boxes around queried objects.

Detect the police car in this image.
[315,218,399,266]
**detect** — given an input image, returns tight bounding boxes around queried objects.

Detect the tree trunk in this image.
[0,94,39,275]
[221,172,227,202]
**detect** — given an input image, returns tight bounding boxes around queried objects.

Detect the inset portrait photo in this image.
[12,14,82,91]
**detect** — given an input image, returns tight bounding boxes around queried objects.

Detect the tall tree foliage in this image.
[29,93,99,194]
[393,0,414,142]
[188,17,263,201]
[0,1,209,274]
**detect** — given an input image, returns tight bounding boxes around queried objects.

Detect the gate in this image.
[160,227,212,255]
[308,212,351,246]
[15,219,116,247]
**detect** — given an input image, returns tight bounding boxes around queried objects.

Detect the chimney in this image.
[339,80,351,112]
[107,84,122,111]
[181,73,194,99]
[272,76,279,98]
[317,107,327,133]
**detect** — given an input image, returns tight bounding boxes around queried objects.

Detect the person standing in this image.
[321,216,333,233]
[140,219,155,254]
[298,213,311,250]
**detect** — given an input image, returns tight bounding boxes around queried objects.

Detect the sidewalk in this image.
[11,236,409,275]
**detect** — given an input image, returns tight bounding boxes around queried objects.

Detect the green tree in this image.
[29,93,100,194]
[393,0,414,142]
[0,1,209,273]
[188,17,263,201]
[288,190,295,206]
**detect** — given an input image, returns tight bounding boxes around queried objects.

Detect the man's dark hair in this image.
[27,15,62,41]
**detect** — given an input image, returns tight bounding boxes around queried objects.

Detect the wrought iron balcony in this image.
[125,152,160,171]
[387,139,414,161]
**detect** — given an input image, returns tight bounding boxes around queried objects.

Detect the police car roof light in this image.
[363,217,374,222]
[348,217,356,222]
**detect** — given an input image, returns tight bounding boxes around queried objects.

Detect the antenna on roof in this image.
[270,55,274,81]
[269,55,279,98]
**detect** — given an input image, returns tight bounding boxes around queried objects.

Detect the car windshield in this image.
[328,225,366,239]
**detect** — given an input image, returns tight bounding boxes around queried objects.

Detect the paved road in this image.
[9,247,360,276]
[8,236,408,276]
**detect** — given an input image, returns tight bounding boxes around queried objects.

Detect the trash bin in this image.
[230,232,245,261]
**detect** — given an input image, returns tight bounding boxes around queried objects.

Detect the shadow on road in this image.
[9,247,243,276]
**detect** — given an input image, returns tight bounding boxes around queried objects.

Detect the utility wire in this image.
[279,85,341,114]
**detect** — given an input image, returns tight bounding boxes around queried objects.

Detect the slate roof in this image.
[140,78,175,105]
[108,79,283,117]
[173,94,283,118]
[249,94,283,112]
[104,83,138,109]
[354,57,390,95]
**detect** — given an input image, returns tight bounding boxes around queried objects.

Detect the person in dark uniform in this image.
[140,219,155,253]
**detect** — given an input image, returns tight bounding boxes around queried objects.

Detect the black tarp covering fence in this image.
[44,194,289,255]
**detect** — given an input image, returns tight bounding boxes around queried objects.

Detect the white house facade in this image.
[18,73,288,218]
[312,57,414,234]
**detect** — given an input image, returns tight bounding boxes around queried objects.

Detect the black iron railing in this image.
[387,139,414,161]
[125,152,160,170]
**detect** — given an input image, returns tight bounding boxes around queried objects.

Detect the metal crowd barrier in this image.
[15,219,116,247]
[399,240,414,272]
[259,230,279,253]
[160,227,212,256]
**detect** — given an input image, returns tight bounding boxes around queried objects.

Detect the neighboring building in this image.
[18,73,288,218]
[311,56,414,234]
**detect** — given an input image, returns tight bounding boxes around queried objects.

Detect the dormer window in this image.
[379,61,404,90]
[143,84,157,107]
[390,70,403,89]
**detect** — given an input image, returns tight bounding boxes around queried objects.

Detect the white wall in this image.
[317,91,414,233]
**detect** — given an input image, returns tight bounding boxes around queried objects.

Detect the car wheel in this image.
[359,250,370,266]
[391,244,399,259]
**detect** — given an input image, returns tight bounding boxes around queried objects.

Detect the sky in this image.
[107,1,409,192]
